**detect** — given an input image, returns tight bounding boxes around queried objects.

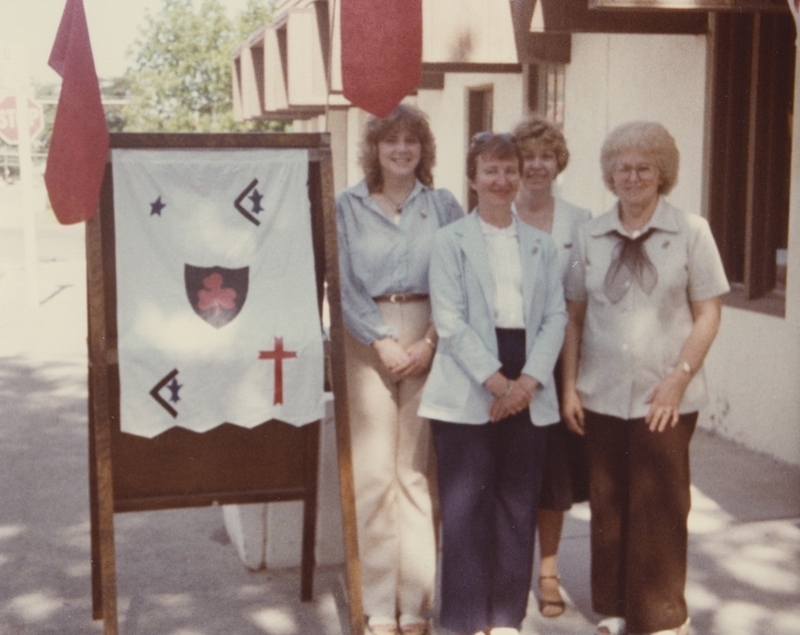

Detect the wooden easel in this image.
[86,132,363,635]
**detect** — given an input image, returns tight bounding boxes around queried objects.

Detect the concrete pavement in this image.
[0,179,798,634]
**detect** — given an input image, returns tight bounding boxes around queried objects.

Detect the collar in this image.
[351,178,430,222]
[351,178,428,203]
[479,213,518,237]
[590,197,679,238]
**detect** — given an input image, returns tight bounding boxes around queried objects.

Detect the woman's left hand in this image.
[488,374,538,422]
[395,338,435,379]
[645,371,691,432]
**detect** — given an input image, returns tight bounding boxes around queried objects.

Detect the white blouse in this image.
[479,215,524,328]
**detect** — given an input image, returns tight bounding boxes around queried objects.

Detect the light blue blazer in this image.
[418,212,567,426]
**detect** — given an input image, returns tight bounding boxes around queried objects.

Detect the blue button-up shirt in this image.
[336,179,463,344]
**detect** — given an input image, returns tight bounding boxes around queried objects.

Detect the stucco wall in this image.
[559,33,707,218]
[418,71,525,209]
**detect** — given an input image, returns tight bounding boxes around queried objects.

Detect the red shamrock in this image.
[197,272,237,316]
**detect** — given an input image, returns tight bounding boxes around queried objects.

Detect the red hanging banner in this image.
[341,0,422,118]
[45,0,109,225]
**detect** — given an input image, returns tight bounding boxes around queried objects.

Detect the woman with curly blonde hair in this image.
[336,103,463,635]
[562,121,728,635]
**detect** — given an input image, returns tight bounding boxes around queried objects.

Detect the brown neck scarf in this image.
[603,228,658,304]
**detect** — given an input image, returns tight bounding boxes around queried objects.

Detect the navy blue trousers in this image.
[431,329,548,634]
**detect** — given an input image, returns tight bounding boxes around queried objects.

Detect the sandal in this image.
[538,575,566,618]
[398,616,428,635]
[595,617,626,635]
[367,617,398,635]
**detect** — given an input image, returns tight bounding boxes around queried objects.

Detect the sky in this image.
[3,0,252,86]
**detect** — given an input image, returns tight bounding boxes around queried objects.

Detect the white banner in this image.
[113,148,325,438]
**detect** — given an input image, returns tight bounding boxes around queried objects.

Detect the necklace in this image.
[382,191,407,215]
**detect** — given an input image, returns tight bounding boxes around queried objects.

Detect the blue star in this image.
[248,189,264,214]
[167,377,182,403]
[150,196,166,216]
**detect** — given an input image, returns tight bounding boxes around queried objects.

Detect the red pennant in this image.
[44,0,109,225]
[341,0,422,118]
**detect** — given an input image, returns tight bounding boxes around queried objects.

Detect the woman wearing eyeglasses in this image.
[562,121,729,635]
[419,132,566,635]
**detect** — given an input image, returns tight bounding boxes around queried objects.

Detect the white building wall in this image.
[559,33,707,218]
[418,72,526,209]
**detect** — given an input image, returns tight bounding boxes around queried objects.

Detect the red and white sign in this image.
[0,95,44,145]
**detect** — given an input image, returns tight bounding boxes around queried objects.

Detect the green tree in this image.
[123,0,277,132]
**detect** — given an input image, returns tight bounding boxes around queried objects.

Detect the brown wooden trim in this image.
[113,486,312,512]
[420,71,446,90]
[707,12,794,303]
[109,132,330,149]
[589,0,787,10]
[527,33,572,64]
[547,0,709,32]
[301,421,320,602]
[423,62,523,74]
[319,142,365,635]
[742,12,761,298]
[87,175,120,634]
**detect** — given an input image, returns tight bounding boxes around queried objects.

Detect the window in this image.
[527,62,565,125]
[467,86,494,211]
[707,11,794,316]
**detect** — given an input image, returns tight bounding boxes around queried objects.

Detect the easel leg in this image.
[320,149,365,635]
[86,214,120,635]
[301,421,320,601]
[88,375,102,619]
[88,366,120,634]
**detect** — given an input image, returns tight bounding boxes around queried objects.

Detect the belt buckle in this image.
[389,293,400,303]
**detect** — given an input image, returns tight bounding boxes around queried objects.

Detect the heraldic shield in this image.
[185,264,249,328]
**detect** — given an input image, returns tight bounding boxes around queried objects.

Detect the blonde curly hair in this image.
[600,121,679,195]
[512,116,570,174]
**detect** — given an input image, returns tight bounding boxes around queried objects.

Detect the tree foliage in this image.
[123,0,277,132]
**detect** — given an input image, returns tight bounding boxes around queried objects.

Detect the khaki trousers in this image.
[344,299,437,621]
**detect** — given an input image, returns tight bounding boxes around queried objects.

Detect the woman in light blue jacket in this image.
[419,133,566,635]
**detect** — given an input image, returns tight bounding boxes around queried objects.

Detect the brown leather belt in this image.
[373,292,430,303]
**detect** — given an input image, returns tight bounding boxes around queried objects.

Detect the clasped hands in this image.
[484,371,538,422]
[373,336,435,379]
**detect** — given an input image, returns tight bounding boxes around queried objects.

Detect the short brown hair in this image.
[512,116,570,173]
[358,104,436,192]
[600,121,680,195]
[466,132,523,181]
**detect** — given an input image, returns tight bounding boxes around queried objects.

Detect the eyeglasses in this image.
[613,163,657,180]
